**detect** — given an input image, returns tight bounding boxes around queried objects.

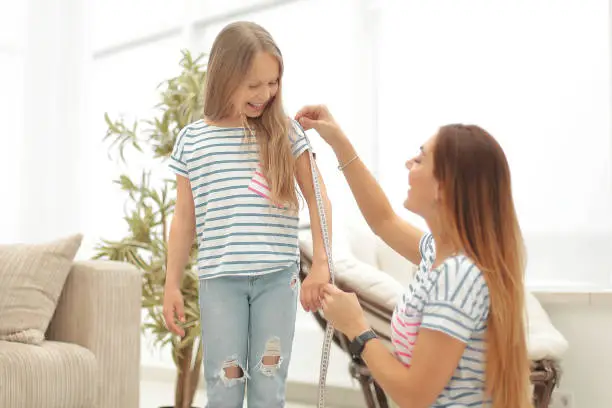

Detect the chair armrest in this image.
[47,260,142,408]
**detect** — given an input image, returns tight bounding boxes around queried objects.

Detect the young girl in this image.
[162,21,332,407]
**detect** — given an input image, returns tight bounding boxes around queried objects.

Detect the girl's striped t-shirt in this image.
[391,233,492,407]
[168,119,310,280]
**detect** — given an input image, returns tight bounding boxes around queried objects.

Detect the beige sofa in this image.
[0,259,142,408]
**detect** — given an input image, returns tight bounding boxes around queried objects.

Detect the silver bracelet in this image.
[338,154,358,171]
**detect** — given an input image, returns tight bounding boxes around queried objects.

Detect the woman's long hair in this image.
[203,21,297,207]
[434,124,532,407]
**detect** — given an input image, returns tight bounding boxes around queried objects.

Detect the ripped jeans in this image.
[198,263,299,408]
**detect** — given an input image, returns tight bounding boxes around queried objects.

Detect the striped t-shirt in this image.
[391,233,492,407]
[168,119,310,280]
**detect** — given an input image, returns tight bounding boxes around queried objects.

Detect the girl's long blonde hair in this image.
[203,21,298,207]
[434,125,532,408]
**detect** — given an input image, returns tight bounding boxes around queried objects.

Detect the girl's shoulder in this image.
[178,119,210,138]
[184,119,221,134]
[181,119,246,140]
[182,119,208,130]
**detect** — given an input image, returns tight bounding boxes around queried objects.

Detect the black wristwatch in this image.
[348,329,377,358]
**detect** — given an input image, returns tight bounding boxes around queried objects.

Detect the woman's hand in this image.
[294,105,345,148]
[321,284,370,340]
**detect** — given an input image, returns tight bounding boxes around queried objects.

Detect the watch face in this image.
[348,338,359,354]
[349,334,366,355]
[350,330,376,357]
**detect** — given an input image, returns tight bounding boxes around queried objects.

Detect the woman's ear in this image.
[434,181,442,203]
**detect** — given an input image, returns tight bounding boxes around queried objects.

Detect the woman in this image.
[295,105,532,408]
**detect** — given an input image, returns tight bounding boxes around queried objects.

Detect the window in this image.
[87,0,192,369]
[91,0,183,53]
[376,0,611,287]
[0,0,26,52]
[0,0,26,243]
[192,0,286,21]
[193,0,374,226]
[81,36,184,259]
[0,54,24,243]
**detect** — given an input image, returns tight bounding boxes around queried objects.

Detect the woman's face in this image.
[404,135,440,219]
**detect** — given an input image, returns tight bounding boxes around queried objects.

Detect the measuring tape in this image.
[300,123,336,408]
[248,119,336,407]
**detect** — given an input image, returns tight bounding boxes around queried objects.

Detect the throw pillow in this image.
[0,234,83,344]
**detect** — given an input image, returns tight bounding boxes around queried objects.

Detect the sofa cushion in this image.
[299,217,354,264]
[375,238,418,288]
[344,219,380,268]
[0,340,97,408]
[0,234,83,344]
[525,291,569,360]
[337,217,418,287]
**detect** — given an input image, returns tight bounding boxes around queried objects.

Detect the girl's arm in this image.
[166,175,196,289]
[295,152,332,311]
[164,175,196,336]
[329,136,423,265]
[295,153,332,264]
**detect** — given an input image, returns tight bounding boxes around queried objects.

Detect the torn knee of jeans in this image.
[290,274,298,290]
[258,337,283,377]
[219,356,248,386]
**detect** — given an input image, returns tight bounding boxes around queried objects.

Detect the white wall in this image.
[376,0,612,288]
[541,295,612,408]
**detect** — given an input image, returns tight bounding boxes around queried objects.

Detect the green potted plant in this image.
[94,50,206,408]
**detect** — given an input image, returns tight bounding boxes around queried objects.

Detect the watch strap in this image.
[349,329,377,358]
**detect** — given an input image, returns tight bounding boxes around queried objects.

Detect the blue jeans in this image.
[198,263,299,408]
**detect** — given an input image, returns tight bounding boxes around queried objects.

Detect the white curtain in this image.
[0,0,26,243]
[377,0,611,287]
[193,0,376,225]
[81,37,183,259]
[91,0,183,52]
[37,0,91,242]
[0,53,24,243]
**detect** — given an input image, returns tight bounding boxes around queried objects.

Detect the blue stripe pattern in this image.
[168,119,311,279]
[396,233,492,407]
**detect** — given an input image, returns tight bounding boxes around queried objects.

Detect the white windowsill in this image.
[527,283,612,306]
